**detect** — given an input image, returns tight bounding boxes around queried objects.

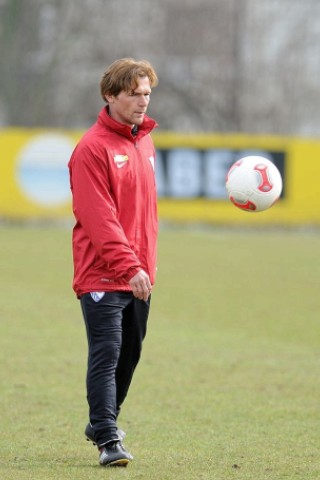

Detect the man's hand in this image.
[129,269,152,301]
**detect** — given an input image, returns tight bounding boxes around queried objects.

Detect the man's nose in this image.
[139,95,149,106]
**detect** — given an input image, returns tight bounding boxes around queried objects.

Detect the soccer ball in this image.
[226,156,283,212]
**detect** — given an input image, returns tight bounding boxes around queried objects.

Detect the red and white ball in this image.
[226,156,283,212]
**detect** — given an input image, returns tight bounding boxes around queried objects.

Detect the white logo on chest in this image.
[148,156,155,170]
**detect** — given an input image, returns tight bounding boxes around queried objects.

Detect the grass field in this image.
[0,224,319,480]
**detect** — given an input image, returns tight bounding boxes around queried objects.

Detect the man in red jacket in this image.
[68,58,159,467]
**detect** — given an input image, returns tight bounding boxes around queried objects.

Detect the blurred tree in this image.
[0,0,319,135]
[0,0,57,125]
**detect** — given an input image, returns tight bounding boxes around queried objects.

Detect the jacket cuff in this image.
[124,266,142,283]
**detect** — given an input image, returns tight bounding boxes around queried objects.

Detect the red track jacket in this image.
[68,107,158,297]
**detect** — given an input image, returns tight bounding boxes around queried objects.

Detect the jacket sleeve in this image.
[69,144,141,281]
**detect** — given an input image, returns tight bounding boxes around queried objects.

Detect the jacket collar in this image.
[97,106,158,141]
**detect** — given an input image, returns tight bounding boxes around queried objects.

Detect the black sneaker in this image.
[85,423,126,444]
[99,440,131,467]
[85,423,133,461]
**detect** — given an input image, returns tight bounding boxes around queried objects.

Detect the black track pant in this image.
[80,291,150,446]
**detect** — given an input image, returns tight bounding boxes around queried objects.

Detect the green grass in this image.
[0,224,319,479]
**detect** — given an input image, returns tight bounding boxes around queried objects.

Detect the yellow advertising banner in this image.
[153,132,320,225]
[0,128,319,225]
[0,129,79,218]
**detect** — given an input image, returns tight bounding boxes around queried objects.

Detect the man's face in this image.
[106,76,152,127]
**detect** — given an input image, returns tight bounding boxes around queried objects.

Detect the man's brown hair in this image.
[100,58,158,102]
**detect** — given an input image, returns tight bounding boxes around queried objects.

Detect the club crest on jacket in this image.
[114,155,129,168]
